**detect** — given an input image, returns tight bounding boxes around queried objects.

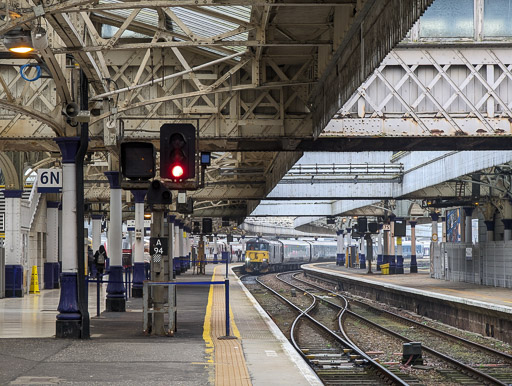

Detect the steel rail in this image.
[268,272,409,386]
[296,273,512,363]
[292,273,509,386]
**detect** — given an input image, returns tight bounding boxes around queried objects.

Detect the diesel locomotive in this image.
[244,237,337,273]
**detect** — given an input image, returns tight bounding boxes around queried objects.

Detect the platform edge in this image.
[305,263,512,315]
[231,267,323,386]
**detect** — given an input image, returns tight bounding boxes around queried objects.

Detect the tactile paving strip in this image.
[210,267,251,386]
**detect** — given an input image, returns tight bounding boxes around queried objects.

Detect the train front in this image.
[244,239,270,273]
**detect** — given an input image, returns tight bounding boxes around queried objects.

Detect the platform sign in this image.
[465,247,473,260]
[382,224,391,231]
[37,169,62,193]
[127,219,135,231]
[144,219,151,229]
[150,237,168,263]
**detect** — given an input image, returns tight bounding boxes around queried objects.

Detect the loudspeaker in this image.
[63,102,79,118]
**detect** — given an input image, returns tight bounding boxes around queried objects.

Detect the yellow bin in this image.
[381,263,390,275]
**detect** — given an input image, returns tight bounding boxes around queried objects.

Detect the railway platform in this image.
[0,264,319,385]
[304,262,512,345]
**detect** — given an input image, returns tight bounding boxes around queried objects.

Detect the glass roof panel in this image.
[97,1,250,56]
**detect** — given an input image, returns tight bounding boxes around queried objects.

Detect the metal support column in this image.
[55,137,81,338]
[105,171,125,312]
[365,234,373,274]
[4,190,24,298]
[132,190,146,297]
[409,221,418,273]
[45,201,60,289]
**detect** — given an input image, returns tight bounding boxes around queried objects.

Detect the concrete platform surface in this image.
[0,264,319,385]
[306,262,512,314]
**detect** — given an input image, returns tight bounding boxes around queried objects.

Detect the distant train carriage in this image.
[310,240,337,263]
[401,241,425,258]
[244,237,336,274]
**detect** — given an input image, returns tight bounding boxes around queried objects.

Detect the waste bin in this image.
[381,263,390,275]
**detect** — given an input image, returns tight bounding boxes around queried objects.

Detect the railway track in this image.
[253,272,410,385]
[289,272,512,386]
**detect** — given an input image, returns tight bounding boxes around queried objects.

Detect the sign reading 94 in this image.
[149,237,168,256]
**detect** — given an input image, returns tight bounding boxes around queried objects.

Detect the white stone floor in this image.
[0,283,107,338]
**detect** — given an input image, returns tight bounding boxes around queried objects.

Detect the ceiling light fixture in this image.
[3,28,34,53]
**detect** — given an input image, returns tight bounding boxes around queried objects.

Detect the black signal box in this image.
[394,219,406,237]
[146,180,172,205]
[160,123,196,181]
[121,142,155,180]
[368,222,379,234]
[357,218,368,233]
[202,218,212,234]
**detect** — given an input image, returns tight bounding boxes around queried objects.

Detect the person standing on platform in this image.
[87,246,94,277]
[94,245,107,278]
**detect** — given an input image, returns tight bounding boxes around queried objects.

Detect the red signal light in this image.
[171,165,184,178]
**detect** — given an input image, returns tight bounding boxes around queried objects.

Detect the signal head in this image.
[171,165,184,179]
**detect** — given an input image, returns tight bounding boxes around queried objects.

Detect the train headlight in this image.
[245,257,250,262]
[262,258,268,262]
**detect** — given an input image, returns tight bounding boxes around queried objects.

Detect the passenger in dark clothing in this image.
[87,246,94,276]
[94,245,107,277]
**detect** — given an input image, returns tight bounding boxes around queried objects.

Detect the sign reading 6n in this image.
[37,169,62,193]
[149,237,168,256]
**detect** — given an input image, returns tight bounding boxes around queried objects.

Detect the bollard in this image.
[225,253,229,279]
[96,276,101,317]
[225,279,230,337]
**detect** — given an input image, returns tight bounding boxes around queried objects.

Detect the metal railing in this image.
[143,279,232,337]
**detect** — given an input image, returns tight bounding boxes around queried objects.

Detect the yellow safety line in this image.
[203,271,215,384]
[230,307,241,339]
[203,265,250,386]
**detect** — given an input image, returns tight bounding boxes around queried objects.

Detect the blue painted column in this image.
[503,219,512,242]
[336,230,343,266]
[179,222,185,272]
[91,214,102,253]
[131,190,146,297]
[105,171,125,312]
[55,137,81,338]
[183,226,191,270]
[376,224,383,271]
[389,216,396,274]
[90,214,102,278]
[484,220,494,242]
[168,215,176,278]
[395,217,404,274]
[241,235,246,263]
[4,189,24,297]
[396,236,404,274]
[345,228,352,267]
[464,207,474,244]
[174,220,181,275]
[359,237,366,269]
[409,221,418,273]
[430,212,440,277]
[382,221,390,270]
[340,230,346,266]
[44,201,60,289]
